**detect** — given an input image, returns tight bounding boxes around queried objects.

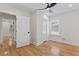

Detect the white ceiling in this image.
[5,3,47,12]
[51,3,79,15]
[5,3,79,15]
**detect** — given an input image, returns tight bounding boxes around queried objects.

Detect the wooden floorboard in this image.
[0,40,79,56]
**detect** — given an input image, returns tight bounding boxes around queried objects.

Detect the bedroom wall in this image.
[50,9,79,45]
[30,11,37,44]
[30,10,49,45]
[0,4,30,16]
[0,19,2,43]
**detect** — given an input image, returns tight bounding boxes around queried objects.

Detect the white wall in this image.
[0,19,2,43]
[36,11,42,43]
[0,4,30,17]
[50,9,79,45]
[30,10,49,45]
[30,11,37,44]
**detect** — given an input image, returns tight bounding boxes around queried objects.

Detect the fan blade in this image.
[46,3,50,8]
[49,3,56,8]
[35,3,56,10]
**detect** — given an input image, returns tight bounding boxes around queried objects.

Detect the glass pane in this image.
[50,20,59,35]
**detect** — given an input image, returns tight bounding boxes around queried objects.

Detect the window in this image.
[50,20,60,35]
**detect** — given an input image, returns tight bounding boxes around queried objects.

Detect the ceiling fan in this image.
[36,3,57,10]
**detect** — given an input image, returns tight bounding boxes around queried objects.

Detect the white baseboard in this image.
[31,41,44,46]
[31,42,37,46]
[36,41,44,46]
[16,42,30,48]
[49,39,79,47]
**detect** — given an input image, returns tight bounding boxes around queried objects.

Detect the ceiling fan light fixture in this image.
[68,4,72,8]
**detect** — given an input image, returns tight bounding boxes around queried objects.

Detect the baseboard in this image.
[36,41,44,46]
[31,41,44,46]
[31,42,37,46]
[16,42,30,48]
[49,39,79,47]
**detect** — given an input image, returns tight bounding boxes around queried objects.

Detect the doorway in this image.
[1,19,15,41]
[0,12,16,49]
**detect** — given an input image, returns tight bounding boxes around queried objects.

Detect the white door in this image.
[16,16,30,48]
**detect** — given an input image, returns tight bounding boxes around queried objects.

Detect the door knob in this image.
[28,32,30,34]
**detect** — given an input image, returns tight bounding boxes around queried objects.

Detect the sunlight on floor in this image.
[50,47,60,56]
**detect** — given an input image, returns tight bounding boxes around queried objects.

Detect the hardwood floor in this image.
[0,40,79,56]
